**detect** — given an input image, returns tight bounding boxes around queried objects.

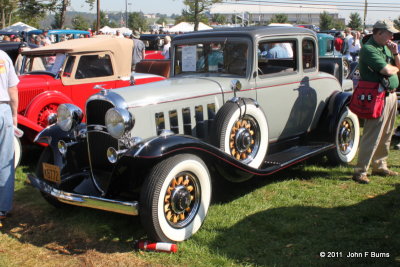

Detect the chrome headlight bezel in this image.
[105,108,134,139]
[57,104,83,132]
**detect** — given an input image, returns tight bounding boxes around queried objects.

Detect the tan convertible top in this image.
[22,37,133,78]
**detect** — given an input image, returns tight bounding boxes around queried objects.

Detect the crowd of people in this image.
[334,27,363,61]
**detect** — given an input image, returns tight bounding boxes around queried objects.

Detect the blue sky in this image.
[70,0,400,24]
[70,0,185,15]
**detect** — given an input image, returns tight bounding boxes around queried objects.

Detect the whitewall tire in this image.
[213,99,268,169]
[140,154,211,242]
[327,107,360,164]
[14,136,22,168]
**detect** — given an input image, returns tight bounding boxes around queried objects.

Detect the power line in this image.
[228,0,400,6]
[222,1,400,12]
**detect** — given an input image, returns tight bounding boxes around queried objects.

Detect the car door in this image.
[255,36,315,141]
[62,52,117,110]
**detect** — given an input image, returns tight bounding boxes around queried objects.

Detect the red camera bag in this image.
[349,81,386,119]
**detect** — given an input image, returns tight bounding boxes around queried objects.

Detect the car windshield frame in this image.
[172,37,252,78]
[21,53,67,77]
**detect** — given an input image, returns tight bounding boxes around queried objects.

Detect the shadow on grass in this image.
[212,162,353,204]
[211,184,400,266]
[1,185,145,255]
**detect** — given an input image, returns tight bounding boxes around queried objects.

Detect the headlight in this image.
[105,108,134,138]
[57,104,83,132]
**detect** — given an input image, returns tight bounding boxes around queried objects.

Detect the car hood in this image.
[112,76,232,108]
[18,74,56,90]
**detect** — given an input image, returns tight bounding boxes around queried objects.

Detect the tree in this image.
[394,16,400,30]
[319,11,333,30]
[54,0,94,29]
[0,0,18,28]
[157,15,168,25]
[211,13,226,25]
[128,12,148,32]
[72,15,90,30]
[347,12,362,31]
[16,0,57,28]
[269,14,288,24]
[92,11,111,30]
[333,20,345,30]
[182,0,221,31]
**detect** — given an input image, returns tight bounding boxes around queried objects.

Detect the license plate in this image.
[42,163,61,183]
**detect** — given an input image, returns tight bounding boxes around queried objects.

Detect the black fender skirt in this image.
[121,134,334,182]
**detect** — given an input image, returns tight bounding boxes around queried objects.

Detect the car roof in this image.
[173,26,316,41]
[22,36,132,54]
[28,29,90,35]
[22,36,133,78]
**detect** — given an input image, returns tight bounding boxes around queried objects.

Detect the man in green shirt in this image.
[352,20,400,184]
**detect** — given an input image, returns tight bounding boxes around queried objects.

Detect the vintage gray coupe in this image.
[28,26,359,243]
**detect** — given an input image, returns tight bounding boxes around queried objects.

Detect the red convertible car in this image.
[15,37,169,166]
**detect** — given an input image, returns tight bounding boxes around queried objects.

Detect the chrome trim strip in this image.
[86,90,127,110]
[28,174,139,216]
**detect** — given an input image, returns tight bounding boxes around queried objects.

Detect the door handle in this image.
[93,84,106,90]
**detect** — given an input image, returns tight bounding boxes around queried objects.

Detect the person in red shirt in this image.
[334,32,344,52]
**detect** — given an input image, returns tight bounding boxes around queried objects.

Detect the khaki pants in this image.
[355,92,397,175]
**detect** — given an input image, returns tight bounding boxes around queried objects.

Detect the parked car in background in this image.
[0,41,37,63]
[296,24,320,32]
[29,26,360,243]
[27,29,90,44]
[0,30,22,40]
[15,37,167,166]
[317,33,353,82]
[140,34,175,59]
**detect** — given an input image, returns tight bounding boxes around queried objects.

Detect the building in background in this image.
[209,3,345,26]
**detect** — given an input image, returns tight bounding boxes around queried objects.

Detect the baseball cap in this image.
[373,19,399,33]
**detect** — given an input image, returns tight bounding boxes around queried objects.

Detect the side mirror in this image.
[230,79,242,92]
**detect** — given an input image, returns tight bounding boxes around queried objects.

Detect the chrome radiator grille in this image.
[86,99,114,125]
[86,99,117,179]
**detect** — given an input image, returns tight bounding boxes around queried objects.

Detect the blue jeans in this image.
[0,103,15,215]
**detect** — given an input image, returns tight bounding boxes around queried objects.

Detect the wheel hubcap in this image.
[164,173,200,228]
[229,117,259,162]
[37,104,58,128]
[171,185,191,214]
[338,118,354,155]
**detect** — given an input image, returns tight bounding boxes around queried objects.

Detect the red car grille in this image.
[18,88,45,113]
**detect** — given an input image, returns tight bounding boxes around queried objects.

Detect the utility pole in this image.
[125,0,128,27]
[363,0,367,31]
[96,0,100,33]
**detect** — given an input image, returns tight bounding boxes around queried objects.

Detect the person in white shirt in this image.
[0,50,19,227]
[162,35,171,59]
[350,31,361,61]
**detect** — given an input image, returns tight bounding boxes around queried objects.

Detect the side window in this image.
[63,56,75,77]
[257,40,296,76]
[75,54,114,79]
[302,39,316,70]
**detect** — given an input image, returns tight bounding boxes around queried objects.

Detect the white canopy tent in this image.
[167,22,212,33]
[1,22,37,32]
[99,26,132,35]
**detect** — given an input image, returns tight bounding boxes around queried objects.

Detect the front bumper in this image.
[28,173,139,216]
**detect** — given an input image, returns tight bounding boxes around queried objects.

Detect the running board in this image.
[258,143,335,174]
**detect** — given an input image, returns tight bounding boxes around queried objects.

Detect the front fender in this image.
[25,91,73,121]
[34,123,74,147]
[118,134,255,182]
[18,114,43,133]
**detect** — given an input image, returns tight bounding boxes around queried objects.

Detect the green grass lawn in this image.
[1,141,400,266]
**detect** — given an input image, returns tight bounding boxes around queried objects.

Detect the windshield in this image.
[21,53,66,75]
[173,40,249,77]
